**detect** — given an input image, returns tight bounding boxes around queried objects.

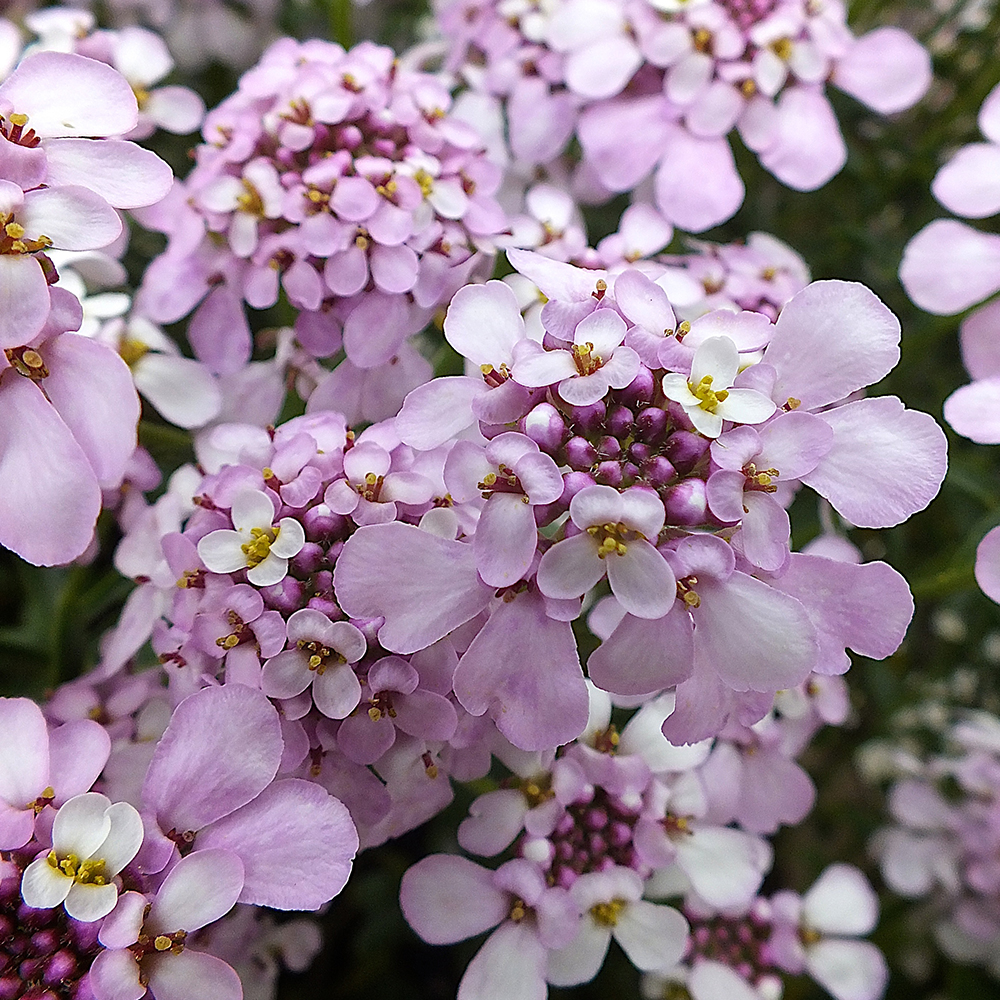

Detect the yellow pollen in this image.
[771,37,793,61]
[375,179,398,199]
[118,338,150,367]
[154,935,174,952]
[509,899,528,922]
[8,113,27,127]
[590,898,626,927]
[47,851,109,885]
[693,27,712,51]
[675,320,691,341]
[236,179,264,216]
[307,188,328,204]
[5,222,24,239]
[785,397,801,410]
[761,266,777,280]
[216,634,240,650]
[571,341,603,376]
[262,467,275,480]
[800,926,822,945]
[356,232,370,250]
[741,78,757,97]
[21,349,44,370]
[588,521,633,558]
[133,87,150,108]
[689,374,729,412]
[413,168,434,197]
[241,525,277,568]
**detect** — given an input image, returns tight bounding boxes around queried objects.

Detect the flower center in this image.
[0,215,52,256]
[297,638,345,674]
[241,525,278,568]
[586,521,635,558]
[368,691,396,721]
[357,472,384,502]
[236,178,265,216]
[480,362,511,387]
[676,575,700,607]
[590,898,627,927]
[46,851,109,886]
[0,112,40,147]
[571,341,603,376]
[5,345,48,381]
[688,374,729,412]
[478,464,527,501]
[743,462,779,493]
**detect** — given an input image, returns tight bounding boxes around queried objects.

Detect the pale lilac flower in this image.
[91,850,245,1000]
[514,306,641,406]
[768,865,888,1000]
[262,608,366,719]
[536,484,675,619]
[21,792,143,922]
[197,488,306,586]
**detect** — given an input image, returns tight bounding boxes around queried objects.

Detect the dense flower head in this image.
[136,35,506,423]
[435,0,930,229]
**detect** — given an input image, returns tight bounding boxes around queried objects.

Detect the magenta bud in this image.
[584,807,609,830]
[605,404,633,439]
[303,505,348,542]
[521,402,567,452]
[596,435,621,460]
[337,124,363,150]
[564,436,598,470]
[643,455,677,488]
[566,400,606,436]
[594,461,623,487]
[664,430,709,473]
[618,365,655,406]
[663,478,708,525]
[665,400,695,432]
[43,951,77,984]
[561,471,596,505]
[628,441,652,464]
[621,462,641,484]
[635,406,669,443]
[608,821,632,847]
[291,542,325,576]
[0,978,20,1000]
[372,137,396,157]
[555,866,577,890]
[306,595,340,617]
[30,930,59,954]
[261,576,305,613]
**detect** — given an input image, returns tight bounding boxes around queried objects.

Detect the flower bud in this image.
[594,461,623,487]
[605,404,633,440]
[643,455,677,488]
[664,430,709,473]
[521,402,567,453]
[635,406,668,444]
[618,365,655,407]
[566,400,606,436]
[663,478,708,525]
[565,436,598,470]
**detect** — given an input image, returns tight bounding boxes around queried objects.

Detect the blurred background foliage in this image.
[2,0,1000,998]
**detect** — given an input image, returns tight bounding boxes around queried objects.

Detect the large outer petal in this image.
[88,948,146,1000]
[41,139,173,209]
[606,539,676,619]
[400,854,507,945]
[0,51,138,136]
[770,554,914,674]
[654,129,744,231]
[334,523,494,654]
[43,333,139,488]
[932,143,1000,219]
[803,864,878,936]
[454,591,589,751]
[588,606,694,696]
[899,219,1000,315]
[694,573,818,692]
[198,779,357,910]
[395,376,481,450]
[22,185,121,250]
[141,685,283,834]
[801,397,947,528]
[806,940,888,1000]
[133,354,222,429]
[975,524,1000,604]
[832,28,931,114]
[444,280,526,365]
[474,493,538,588]
[943,378,1000,444]
[146,949,242,1000]
[148,849,245,933]
[758,88,846,191]
[765,281,900,410]
[0,375,101,566]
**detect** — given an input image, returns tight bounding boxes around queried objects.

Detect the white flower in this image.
[197,489,306,586]
[20,792,143,922]
[661,335,776,438]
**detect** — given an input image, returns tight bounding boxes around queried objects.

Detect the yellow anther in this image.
[741,78,757,97]
[590,898,626,927]
[5,222,24,239]
[8,113,27,127]
[118,338,150,367]
[262,467,275,480]
[240,525,276,568]
[689,374,729,412]
[368,706,382,722]
[133,87,150,108]
[676,320,691,341]
[771,37,793,60]
[482,473,497,487]
[761,266,777,280]
[21,349,44,370]
[413,168,434,197]
[236,179,264,216]
[693,27,712,51]
[154,935,174,952]
[509,899,527,922]
[307,188,327,203]
[355,233,369,250]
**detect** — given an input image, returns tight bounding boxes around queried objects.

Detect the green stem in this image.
[329,0,353,50]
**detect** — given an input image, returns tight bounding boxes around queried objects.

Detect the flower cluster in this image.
[400,680,882,1000]
[436,0,930,230]
[0,686,357,1000]
[137,36,506,422]
[870,710,1000,979]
